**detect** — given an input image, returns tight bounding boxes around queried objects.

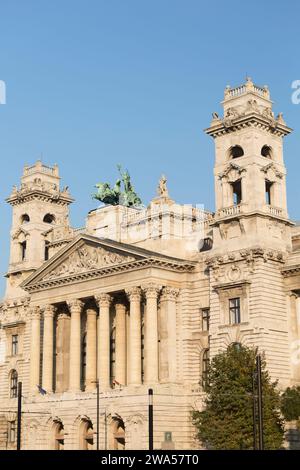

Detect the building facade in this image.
[0,78,300,450]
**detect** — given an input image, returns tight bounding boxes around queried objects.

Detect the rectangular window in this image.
[265,180,273,205]
[229,298,241,324]
[11,335,18,356]
[20,241,27,261]
[45,241,50,261]
[232,180,242,205]
[8,421,16,443]
[201,309,210,331]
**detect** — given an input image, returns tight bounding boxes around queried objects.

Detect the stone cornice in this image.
[205,113,292,138]
[6,190,74,206]
[23,257,195,293]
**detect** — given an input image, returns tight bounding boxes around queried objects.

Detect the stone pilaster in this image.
[85,306,97,391]
[68,299,84,391]
[161,287,179,383]
[29,306,41,394]
[96,294,112,390]
[42,305,56,392]
[115,303,127,386]
[143,284,160,384]
[126,287,142,386]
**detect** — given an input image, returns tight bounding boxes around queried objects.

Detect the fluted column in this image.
[29,306,41,394]
[96,294,112,390]
[42,305,56,392]
[126,287,142,386]
[143,284,160,384]
[85,306,97,391]
[115,303,127,386]
[68,300,84,391]
[161,287,179,383]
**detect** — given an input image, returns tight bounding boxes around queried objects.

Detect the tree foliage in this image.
[281,386,300,422]
[192,345,284,449]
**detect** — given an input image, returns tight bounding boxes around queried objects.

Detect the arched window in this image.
[110,327,116,386]
[202,349,210,390]
[110,418,125,450]
[261,145,272,158]
[53,420,64,450]
[43,214,55,224]
[79,420,94,450]
[10,370,18,398]
[230,145,244,159]
[200,237,213,252]
[20,214,30,224]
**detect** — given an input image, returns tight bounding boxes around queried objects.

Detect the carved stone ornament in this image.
[44,245,136,280]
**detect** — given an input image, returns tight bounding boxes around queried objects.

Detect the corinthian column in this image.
[85,306,97,391]
[143,284,160,384]
[68,299,84,392]
[161,287,179,383]
[42,305,56,392]
[115,303,127,386]
[29,307,41,394]
[96,294,112,390]
[126,287,142,386]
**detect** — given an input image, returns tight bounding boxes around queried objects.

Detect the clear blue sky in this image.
[1,0,300,297]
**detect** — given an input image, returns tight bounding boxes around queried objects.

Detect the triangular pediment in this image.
[22,235,147,287]
[21,234,196,292]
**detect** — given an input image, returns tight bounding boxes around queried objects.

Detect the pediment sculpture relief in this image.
[44,245,136,280]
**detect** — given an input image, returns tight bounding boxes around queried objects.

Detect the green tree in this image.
[192,345,284,449]
[281,386,300,425]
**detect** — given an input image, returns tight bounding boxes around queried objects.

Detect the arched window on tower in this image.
[230,145,244,159]
[261,145,272,159]
[20,214,30,224]
[10,370,18,398]
[43,214,55,224]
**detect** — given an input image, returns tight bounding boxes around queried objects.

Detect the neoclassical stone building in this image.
[1,78,300,450]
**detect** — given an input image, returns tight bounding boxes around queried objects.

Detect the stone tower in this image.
[5,161,73,299]
[206,77,293,253]
[205,78,295,388]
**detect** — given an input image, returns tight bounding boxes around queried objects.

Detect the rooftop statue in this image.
[93,165,142,207]
[157,174,169,198]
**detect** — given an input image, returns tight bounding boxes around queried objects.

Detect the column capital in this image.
[67,299,84,313]
[30,306,41,320]
[43,305,57,318]
[142,283,161,299]
[125,286,141,302]
[161,286,180,302]
[95,293,113,308]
